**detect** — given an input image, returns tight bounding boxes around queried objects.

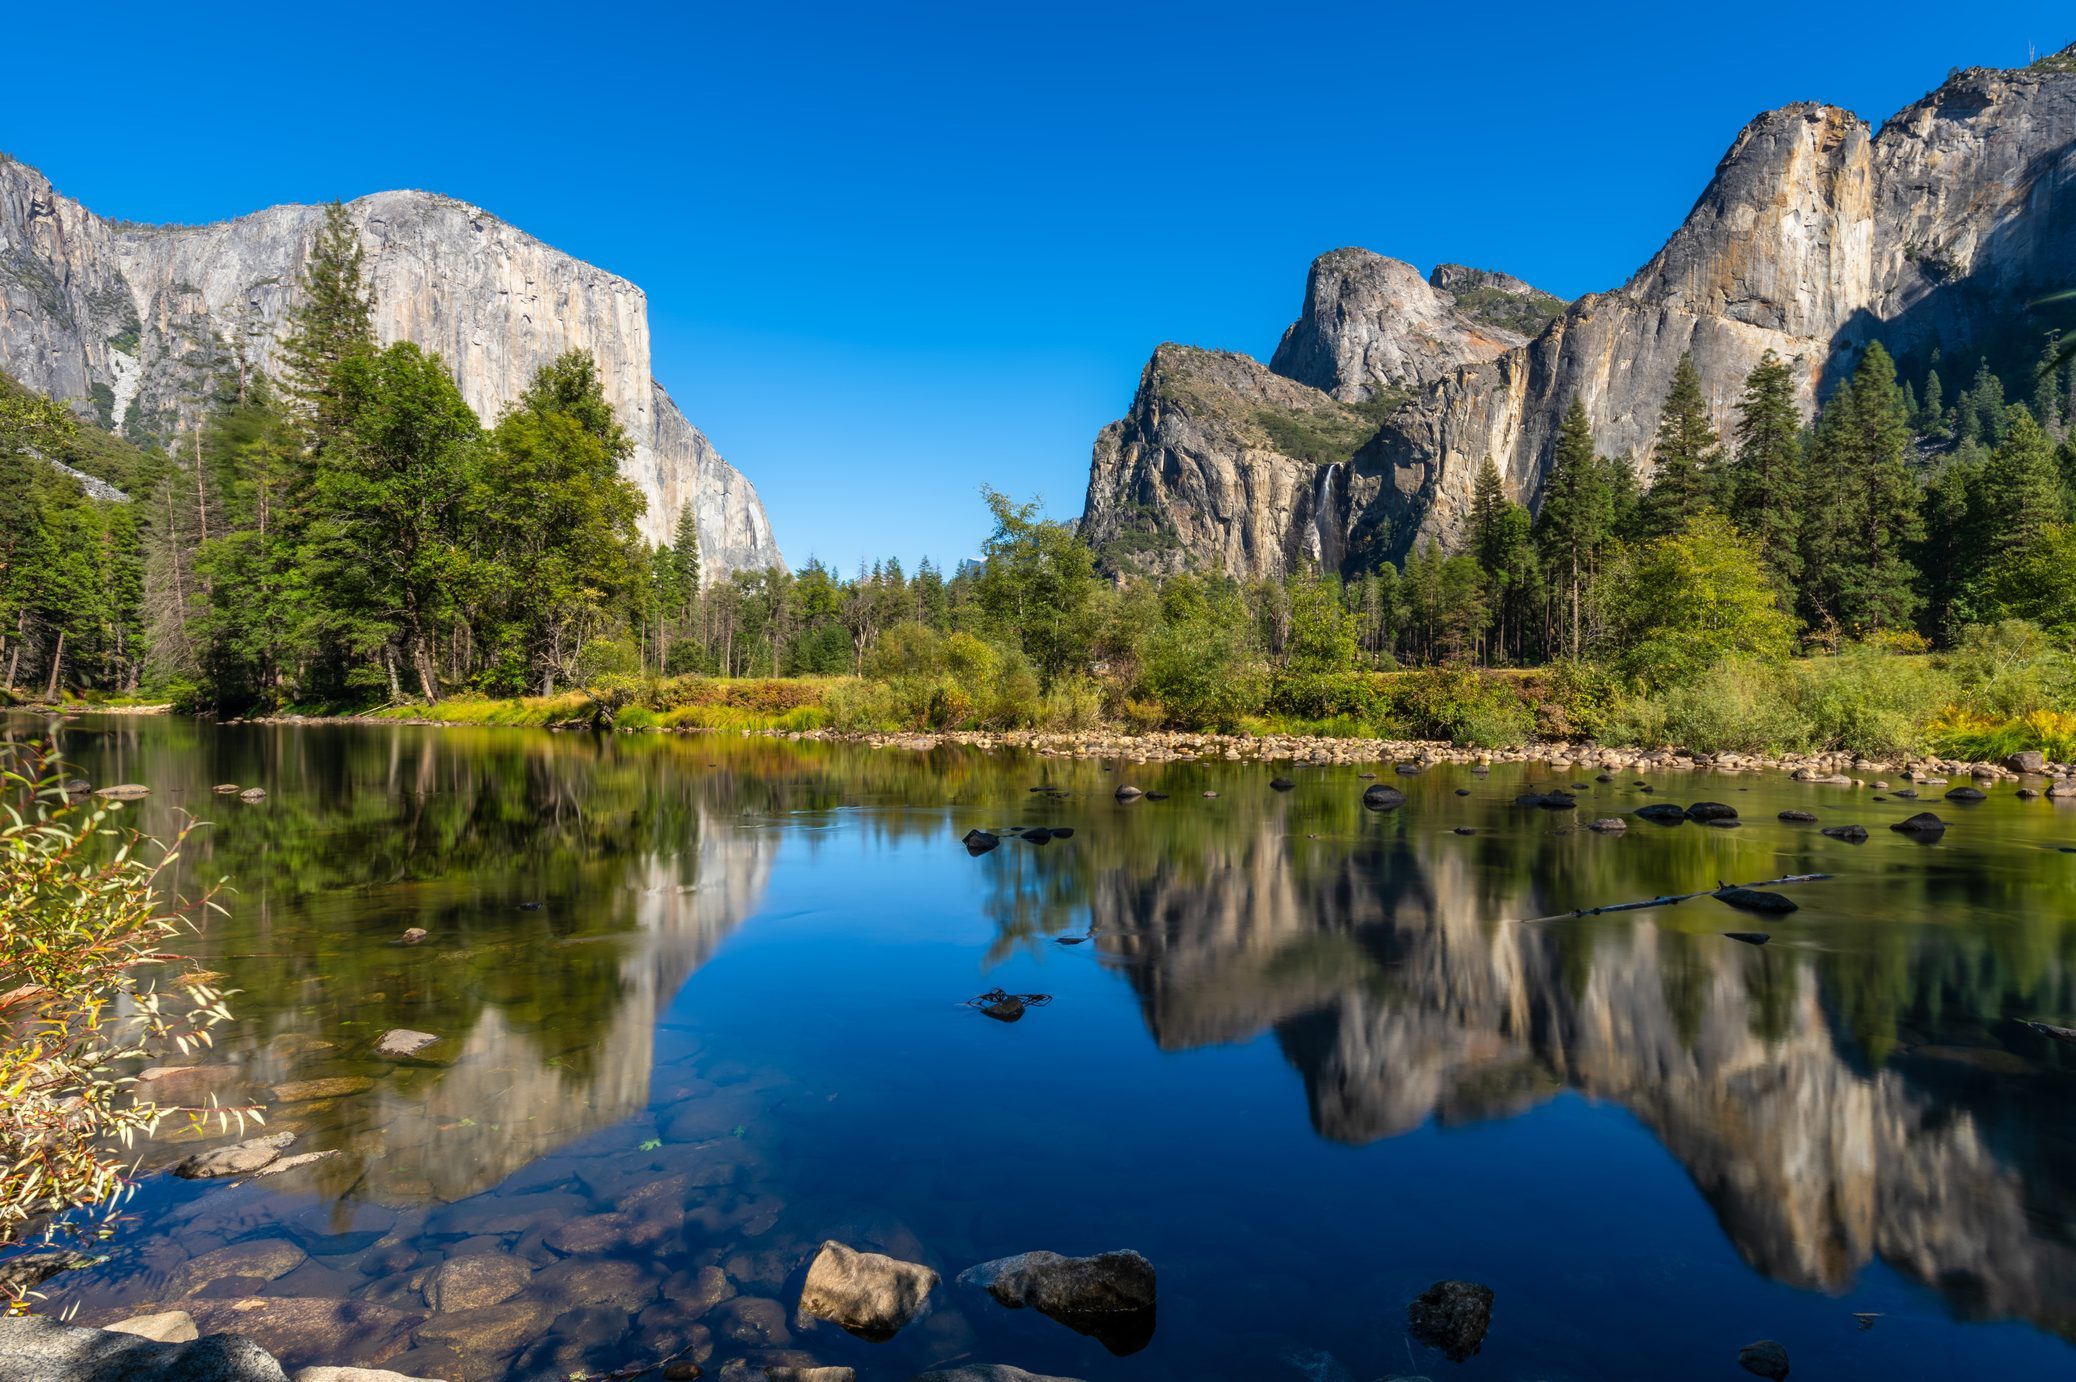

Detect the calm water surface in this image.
[10,713,2076,1381]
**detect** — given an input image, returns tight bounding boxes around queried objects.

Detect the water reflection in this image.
[9,715,2076,1376]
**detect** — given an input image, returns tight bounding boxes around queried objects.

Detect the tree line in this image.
[5,205,2076,723]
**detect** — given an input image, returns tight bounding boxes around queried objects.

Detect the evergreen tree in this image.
[278,202,376,447]
[1800,343,1923,636]
[1725,350,1805,600]
[1978,407,2064,548]
[1534,399,1612,658]
[1640,353,1722,536]
[1920,366,1946,438]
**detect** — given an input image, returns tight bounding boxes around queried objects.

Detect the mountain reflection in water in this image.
[11,714,2076,1380]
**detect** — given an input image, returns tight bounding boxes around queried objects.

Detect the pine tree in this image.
[1725,350,1805,600]
[1534,399,1611,658]
[1469,457,1508,566]
[1978,408,2063,548]
[1640,353,1722,538]
[1801,343,1923,636]
[1920,366,1946,438]
[279,202,375,448]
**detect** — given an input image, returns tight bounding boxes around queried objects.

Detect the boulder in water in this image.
[1685,801,1738,822]
[1114,785,1143,802]
[1944,786,1987,803]
[1777,810,1818,823]
[1635,803,1687,824]
[962,829,999,855]
[957,1249,1155,1354]
[1587,817,1627,832]
[798,1240,939,1339]
[2006,750,2047,775]
[1738,1339,1790,1379]
[1714,887,1798,914]
[1891,812,1947,837]
[173,1131,296,1179]
[1406,1279,1493,1363]
[1269,777,1296,792]
[1361,784,1405,810]
[1821,825,1868,842]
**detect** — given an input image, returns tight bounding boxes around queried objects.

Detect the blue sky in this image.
[8,3,2070,569]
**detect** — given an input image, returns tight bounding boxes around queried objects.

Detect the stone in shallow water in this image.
[961,829,998,855]
[911,1370,1085,1382]
[1587,817,1626,833]
[1738,1338,1790,1379]
[1777,810,1818,823]
[0,1248,99,1293]
[105,1311,198,1343]
[957,1249,1156,1353]
[271,1077,376,1103]
[1685,801,1738,822]
[170,1240,309,1298]
[421,1252,533,1312]
[1714,887,1798,915]
[0,1314,288,1381]
[1635,803,1687,824]
[183,1297,425,1369]
[1723,932,1772,946]
[1406,1279,1493,1362]
[1821,824,1868,842]
[373,1029,441,1059]
[797,1241,938,1339]
[1360,784,1404,810]
[173,1131,297,1179]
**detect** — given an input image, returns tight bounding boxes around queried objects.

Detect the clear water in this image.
[9,713,2076,1381]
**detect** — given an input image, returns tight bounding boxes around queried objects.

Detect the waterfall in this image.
[1308,462,1341,567]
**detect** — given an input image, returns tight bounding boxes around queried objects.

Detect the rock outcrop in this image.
[1269,248,1562,402]
[1083,49,2076,574]
[0,155,782,574]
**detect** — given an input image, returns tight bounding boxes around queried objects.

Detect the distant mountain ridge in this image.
[1081,46,2076,579]
[0,158,784,577]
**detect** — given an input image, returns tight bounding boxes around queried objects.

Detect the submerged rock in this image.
[1020,828,1053,844]
[0,1249,99,1293]
[1635,803,1687,824]
[1714,887,1798,914]
[173,1130,296,1179]
[1723,932,1772,946]
[961,829,999,855]
[1361,784,1405,810]
[422,1253,534,1313]
[271,1076,375,1102]
[957,1249,1155,1352]
[1048,827,1075,839]
[1270,777,1296,791]
[1406,1279,1493,1362]
[909,1361,1087,1369]
[797,1241,938,1339]
[1821,824,1868,842]
[1685,801,1738,822]
[1944,786,1987,803]
[1891,812,1947,838]
[1777,810,1818,823]
[104,1312,198,1343]
[1514,792,1576,810]
[1586,817,1627,833]
[374,1029,441,1059]
[1738,1339,1790,1379]
[969,989,1050,1023]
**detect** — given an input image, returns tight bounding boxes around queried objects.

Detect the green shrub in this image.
[1,743,247,1246]
[1038,675,1105,730]
[1389,668,1533,747]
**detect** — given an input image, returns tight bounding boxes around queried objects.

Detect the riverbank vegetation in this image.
[6,203,2076,760]
[0,742,240,1246]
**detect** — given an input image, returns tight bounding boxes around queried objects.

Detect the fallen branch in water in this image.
[1515,873,1832,925]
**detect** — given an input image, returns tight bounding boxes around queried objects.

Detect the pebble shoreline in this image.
[232,713,2075,788]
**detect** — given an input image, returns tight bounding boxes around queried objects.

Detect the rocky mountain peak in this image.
[1084,46,2076,577]
[0,156,783,576]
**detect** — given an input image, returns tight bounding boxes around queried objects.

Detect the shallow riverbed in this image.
[9,712,2076,1381]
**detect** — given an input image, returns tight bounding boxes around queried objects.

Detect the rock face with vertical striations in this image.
[1082,48,2076,576]
[0,155,782,576]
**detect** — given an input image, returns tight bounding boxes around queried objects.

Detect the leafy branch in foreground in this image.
[0,739,249,1251]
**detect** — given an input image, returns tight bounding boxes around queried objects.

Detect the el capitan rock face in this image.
[0,156,781,575]
[1084,51,2076,576]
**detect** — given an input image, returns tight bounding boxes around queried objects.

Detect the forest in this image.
[5,203,2076,760]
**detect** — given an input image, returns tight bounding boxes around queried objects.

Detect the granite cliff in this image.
[0,157,783,576]
[1082,48,2076,577]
